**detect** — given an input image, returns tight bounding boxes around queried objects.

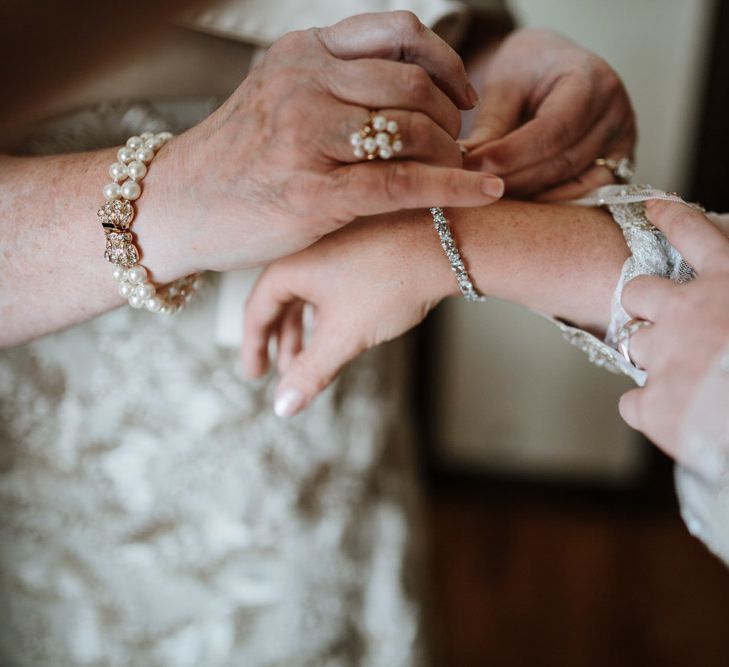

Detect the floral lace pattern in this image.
[0,103,425,667]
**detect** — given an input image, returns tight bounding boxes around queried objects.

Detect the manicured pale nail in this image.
[482,177,504,198]
[274,388,304,418]
[466,83,480,108]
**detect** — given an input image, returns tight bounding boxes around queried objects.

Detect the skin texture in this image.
[1,11,506,348]
[242,201,630,417]
[462,29,637,200]
[620,201,729,469]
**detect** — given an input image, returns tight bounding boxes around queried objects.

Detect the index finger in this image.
[316,11,476,110]
[645,200,729,274]
[243,268,299,378]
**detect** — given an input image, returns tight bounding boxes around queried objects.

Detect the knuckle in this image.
[328,169,369,220]
[407,111,432,148]
[384,162,416,203]
[399,64,431,99]
[275,29,308,52]
[596,60,622,94]
[392,10,423,36]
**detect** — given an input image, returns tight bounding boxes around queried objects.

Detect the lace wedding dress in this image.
[0,102,426,667]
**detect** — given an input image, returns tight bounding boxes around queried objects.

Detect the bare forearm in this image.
[430,202,629,331]
[0,148,188,347]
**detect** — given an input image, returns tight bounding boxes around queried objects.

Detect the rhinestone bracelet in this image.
[98,132,202,313]
[430,206,487,303]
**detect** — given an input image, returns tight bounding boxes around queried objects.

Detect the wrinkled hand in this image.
[461,28,636,200]
[242,210,453,417]
[161,11,504,274]
[620,201,729,481]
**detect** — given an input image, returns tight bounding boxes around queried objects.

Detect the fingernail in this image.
[481,176,504,198]
[466,82,480,108]
[274,387,304,418]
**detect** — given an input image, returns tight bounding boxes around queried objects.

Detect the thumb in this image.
[273,323,360,418]
[461,81,524,150]
[618,387,644,432]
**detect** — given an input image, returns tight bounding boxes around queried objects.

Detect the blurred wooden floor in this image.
[426,468,729,667]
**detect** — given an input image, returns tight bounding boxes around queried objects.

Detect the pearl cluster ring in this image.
[351,113,403,161]
[99,132,202,314]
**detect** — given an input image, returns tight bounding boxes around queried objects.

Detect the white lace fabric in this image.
[1,102,426,667]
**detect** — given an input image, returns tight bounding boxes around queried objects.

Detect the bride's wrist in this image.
[402,207,475,304]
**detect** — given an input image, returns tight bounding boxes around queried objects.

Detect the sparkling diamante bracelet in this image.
[430,207,487,303]
[99,131,202,313]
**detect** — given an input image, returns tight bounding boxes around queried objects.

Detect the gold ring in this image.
[351,112,404,161]
[595,157,634,183]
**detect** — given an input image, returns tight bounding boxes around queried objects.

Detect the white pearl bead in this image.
[118,281,134,298]
[126,160,147,181]
[120,180,141,200]
[375,132,390,148]
[145,137,162,151]
[128,294,145,309]
[135,282,156,300]
[117,146,135,163]
[140,132,154,141]
[135,147,154,164]
[126,136,143,149]
[112,266,126,282]
[157,131,173,143]
[350,133,362,147]
[144,296,162,312]
[386,120,399,134]
[372,115,387,131]
[378,145,394,160]
[363,137,377,154]
[109,162,128,181]
[392,139,403,153]
[103,182,121,200]
[126,265,147,284]
[353,147,365,159]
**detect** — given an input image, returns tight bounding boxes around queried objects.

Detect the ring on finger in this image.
[594,156,635,183]
[351,112,404,161]
[617,317,652,367]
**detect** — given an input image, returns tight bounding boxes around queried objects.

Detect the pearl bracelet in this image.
[98,131,201,313]
[430,207,487,303]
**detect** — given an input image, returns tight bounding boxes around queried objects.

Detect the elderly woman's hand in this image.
[462,28,636,200]
[160,11,504,273]
[620,201,729,482]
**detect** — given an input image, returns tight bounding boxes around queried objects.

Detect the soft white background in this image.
[435,0,716,480]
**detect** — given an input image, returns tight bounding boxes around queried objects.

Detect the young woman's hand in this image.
[241,209,454,417]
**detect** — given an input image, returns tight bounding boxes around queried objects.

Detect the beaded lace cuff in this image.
[552,184,696,386]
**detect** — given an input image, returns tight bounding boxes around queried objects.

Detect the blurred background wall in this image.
[432,0,716,482]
